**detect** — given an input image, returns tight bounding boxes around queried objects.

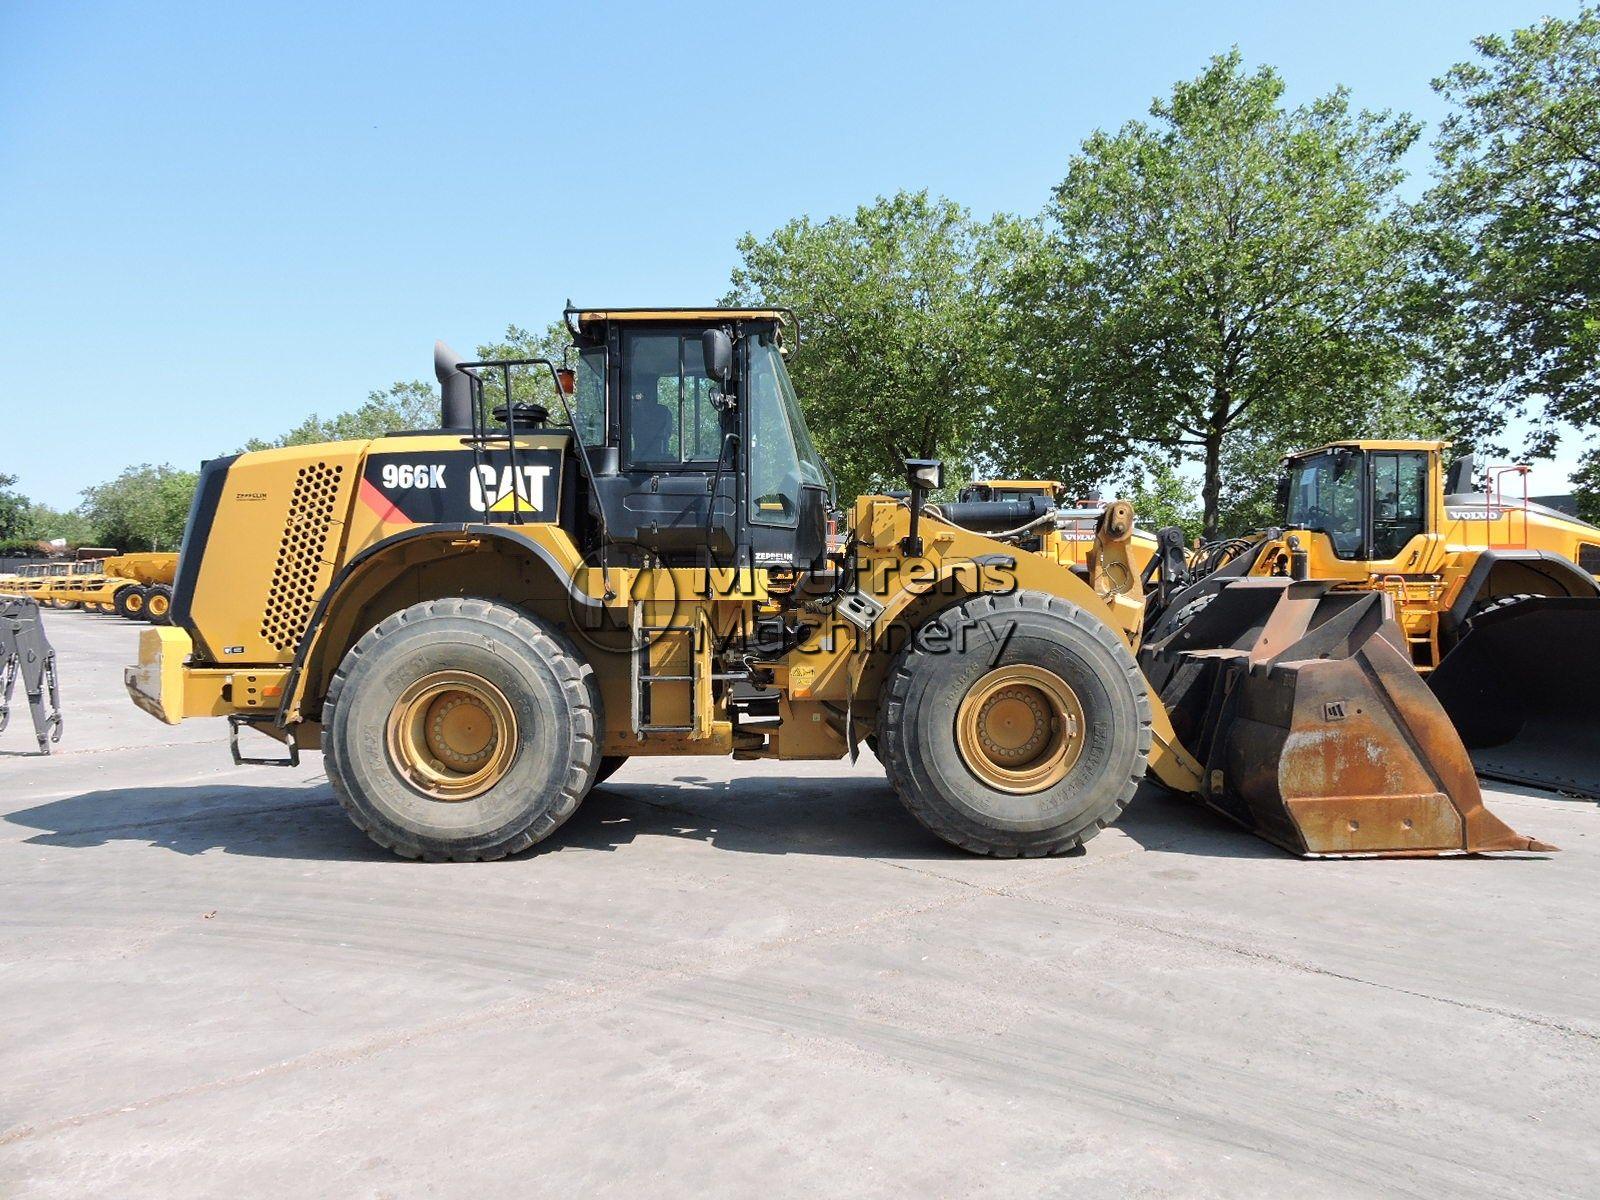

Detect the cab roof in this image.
[570,306,790,330]
[1288,439,1449,461]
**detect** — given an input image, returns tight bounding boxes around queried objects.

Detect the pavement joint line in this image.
[846,845,1594,1045]
[6,823,1590,1150]
[0,739,218,760]
[998,888,1600,1045]
[0,880,992,1149]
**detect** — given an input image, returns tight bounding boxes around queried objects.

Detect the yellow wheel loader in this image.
[124,310,1547,861]
[1144,440,1600,798]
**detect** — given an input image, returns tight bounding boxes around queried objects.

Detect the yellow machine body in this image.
[1148,439,1600,798]
[124,314,1550,860]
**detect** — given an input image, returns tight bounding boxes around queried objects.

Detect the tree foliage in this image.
[1121,463,1203,541]
[0,473,28,541]
[1418,6,1600,503]
[728,190,1029,498]
[473,321,573,421]
[245,380,438,451]
[1008,52,1422,536]
[78,464,198,551]
[22,503,97,546]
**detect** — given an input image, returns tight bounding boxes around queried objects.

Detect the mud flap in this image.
[1428,597,1600,799]
[1142,579,1553,856]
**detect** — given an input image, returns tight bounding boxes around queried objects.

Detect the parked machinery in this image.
[125,310,1548,861]
[54,552,179,623]
[1143,440,1600,797]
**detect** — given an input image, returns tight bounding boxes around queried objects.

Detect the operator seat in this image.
[629,373,676,462]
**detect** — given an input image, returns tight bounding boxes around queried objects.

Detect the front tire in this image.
[323,597,601,861]
[879,591,1152,857]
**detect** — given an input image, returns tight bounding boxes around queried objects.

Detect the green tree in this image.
[1013,52,1422,537]
[1418,7,1600,507]
[0,473,27,540]
[246,380,437,450]
[22,502,97,546]
[1121,463,1203,540]
[79,464,197,551]
[728,190,1029,498]
[473,321,574,423]
[1573,455,1600,524]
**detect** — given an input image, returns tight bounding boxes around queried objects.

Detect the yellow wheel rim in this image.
[385,671,518,800]
[125,591,145,614]
[955,664,1086,793]
[146,592,169,618]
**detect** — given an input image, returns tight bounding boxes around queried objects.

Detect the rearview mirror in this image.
[1274,473,1291,516]
[702,328,733,386]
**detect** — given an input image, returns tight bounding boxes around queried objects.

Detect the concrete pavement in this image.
[1,609,1596,1198]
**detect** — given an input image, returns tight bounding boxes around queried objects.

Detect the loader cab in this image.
[1281,441,1440,570]
[572,308,832,572]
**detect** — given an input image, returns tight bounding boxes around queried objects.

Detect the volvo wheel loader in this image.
[1143,440,1600,798]
[124,309,1548,861]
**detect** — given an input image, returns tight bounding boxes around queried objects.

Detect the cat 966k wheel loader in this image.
[125,307,1549,861]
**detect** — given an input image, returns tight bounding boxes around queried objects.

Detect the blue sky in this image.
[0,0,1581,508]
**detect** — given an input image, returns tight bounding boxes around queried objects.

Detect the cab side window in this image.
[1370,451,1428,559]
[572,346,606,446]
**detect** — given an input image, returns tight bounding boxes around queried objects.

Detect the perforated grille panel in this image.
[1580,542,1600,573]
[261,462,346,652]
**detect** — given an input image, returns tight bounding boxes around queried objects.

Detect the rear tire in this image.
[879,591,1151,857]
[1466,592,1534,626]
[114,585,148,621]
[145,584,173,624]
[323,597,601,861]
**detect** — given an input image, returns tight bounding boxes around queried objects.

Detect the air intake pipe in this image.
[435,340,474,430]
[928,495,1056,534]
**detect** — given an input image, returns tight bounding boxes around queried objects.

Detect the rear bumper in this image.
[124,627,192,725]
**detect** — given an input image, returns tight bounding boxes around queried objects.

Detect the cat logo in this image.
[470,463,553,514]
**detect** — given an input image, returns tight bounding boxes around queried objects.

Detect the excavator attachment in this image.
[1428,596,1600,799]
[1141,579,1553,856]
[1,596,63,754]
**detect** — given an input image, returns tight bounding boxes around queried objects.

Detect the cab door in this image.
[603,325,738,558]
[1366,450,1439,573]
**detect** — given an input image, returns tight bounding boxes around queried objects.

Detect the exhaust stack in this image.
[435,341,474,430]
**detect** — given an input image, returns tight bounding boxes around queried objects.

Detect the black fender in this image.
[1441,549,1600,640]
[170,453,240,658]
[276,523,602,727]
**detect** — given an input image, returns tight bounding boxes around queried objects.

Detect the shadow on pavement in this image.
[4,772,1278,863]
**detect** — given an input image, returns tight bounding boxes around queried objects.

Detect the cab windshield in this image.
[745,335,828,525]
[1286,450,1365,559]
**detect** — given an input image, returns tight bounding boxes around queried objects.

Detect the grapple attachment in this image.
[1428,596,1600,799]
[1141,580,1552,856]
[1,595,63,754]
